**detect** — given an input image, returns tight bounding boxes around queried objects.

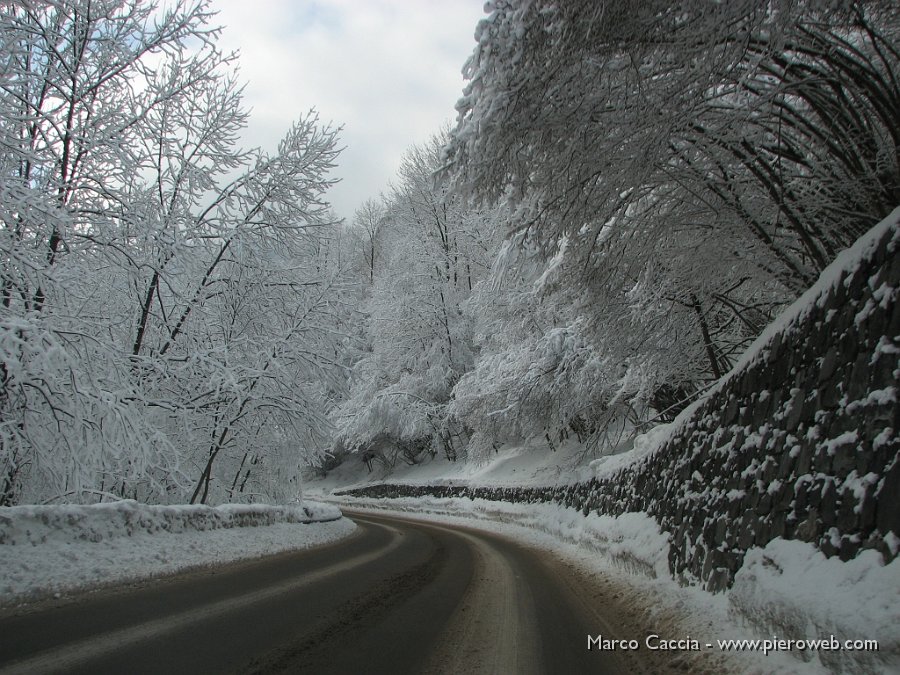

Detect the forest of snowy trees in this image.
[335,0,898,471]
[1,0,897,505]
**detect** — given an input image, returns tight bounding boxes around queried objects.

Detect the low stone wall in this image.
[0,500,341,546]
[339,212,899,591]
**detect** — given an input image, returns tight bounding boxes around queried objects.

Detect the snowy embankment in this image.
[0,500,355,607]
[338,495,898,675]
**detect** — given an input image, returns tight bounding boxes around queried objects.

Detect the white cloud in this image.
[211,0,486,220]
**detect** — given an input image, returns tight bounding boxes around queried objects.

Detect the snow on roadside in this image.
[730,539,899,673]
[338,496,898,674]
[0,500,355,607]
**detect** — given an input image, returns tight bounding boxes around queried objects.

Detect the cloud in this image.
[211,0,486,220]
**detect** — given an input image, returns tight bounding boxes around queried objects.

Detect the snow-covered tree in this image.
[333,133,499,467]
[442,0,899,425]
[351,199,386,286]
[0,0,347,505]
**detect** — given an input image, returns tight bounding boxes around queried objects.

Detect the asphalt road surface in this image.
[0,511,645,674]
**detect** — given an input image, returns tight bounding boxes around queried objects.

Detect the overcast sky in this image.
[213,0,487,221]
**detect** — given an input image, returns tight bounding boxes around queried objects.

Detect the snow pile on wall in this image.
[0,499,341,547]
[729,538,899,673]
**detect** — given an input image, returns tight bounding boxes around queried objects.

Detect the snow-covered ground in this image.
[306,434,603,491]
[303,418,675,495]
[306,439,898,675]
[0,500,355,607]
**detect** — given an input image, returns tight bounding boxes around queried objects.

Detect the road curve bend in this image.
[0,510,646,674]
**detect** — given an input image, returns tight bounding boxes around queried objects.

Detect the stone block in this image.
[690,545,705,578]
[794,480,810,511]
[774,483,794,513]
[714,516,728,543]
[858,487,877,533]
[845,352,874,401]
[836,493,859,533]
[752,399,771,427]
[761,457,778,483]
[667,544,684,576]
[771,512,786,539]
[794,510,821,542]
[832,445,858,478]
[738,518,756,550]
[785,388,806,431]
[813,445,834,474]
[755,518,771,545]
[818,346,839,384]
[795,443,814,475]
[819,533,838,557]
[820,482,838,527]
[818,379,843,409]
[839,536,859,562]
[723,395,739,426]
[876,459,900,536]
[705,568,731,593]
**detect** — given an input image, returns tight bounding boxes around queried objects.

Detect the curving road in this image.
[0,511,645,674]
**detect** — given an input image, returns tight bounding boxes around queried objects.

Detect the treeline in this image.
[332,0,898,470]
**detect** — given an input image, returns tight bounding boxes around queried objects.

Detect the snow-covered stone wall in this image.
[340,210,899,592]
[0,500,342,547]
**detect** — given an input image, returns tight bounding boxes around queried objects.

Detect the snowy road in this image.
[0,511,640,674]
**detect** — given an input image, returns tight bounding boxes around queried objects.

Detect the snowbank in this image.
[345,495,671,579]
[0,500,354,607]
[730,539,899,673]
